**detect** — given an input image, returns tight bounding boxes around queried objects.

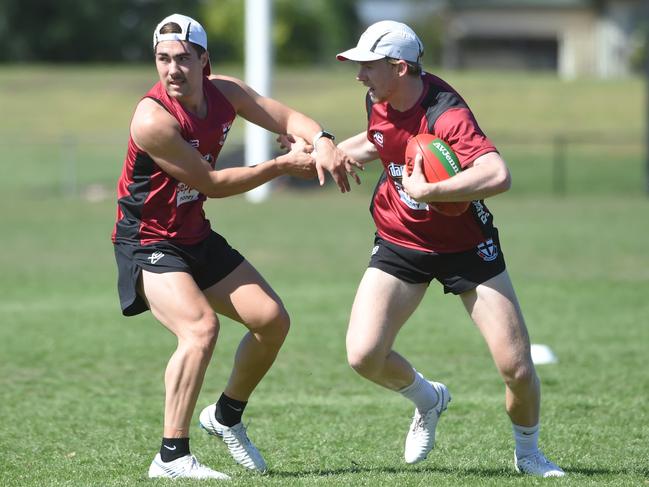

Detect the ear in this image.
[395,60,409,78]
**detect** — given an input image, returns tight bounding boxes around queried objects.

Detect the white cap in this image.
[153,14,207,50]
[337,20,423,64]
[153,13,210,75]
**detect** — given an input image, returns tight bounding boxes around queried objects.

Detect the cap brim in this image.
[336,47,385,62]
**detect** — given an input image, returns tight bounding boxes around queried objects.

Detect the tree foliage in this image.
[201,0,359,64]
[0,0,203,62]
[0,0,359,64]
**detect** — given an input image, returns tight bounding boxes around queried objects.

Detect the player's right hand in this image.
[312,139,363,193]
[279,137,316,179]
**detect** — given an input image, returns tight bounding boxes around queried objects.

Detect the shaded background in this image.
[2,1,645,72]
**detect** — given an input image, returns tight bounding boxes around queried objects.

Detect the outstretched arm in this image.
[337,131,379,164]
[131,99,315,198]
[213,75,363,193]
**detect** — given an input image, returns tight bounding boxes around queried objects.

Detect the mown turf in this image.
[1,189,648,486]
[0,66,647,486]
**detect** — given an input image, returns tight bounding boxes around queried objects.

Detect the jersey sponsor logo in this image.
[387,162,403,178]
[472,201,491,224]
[148,251,165,264]
[373,131,384,148]
[476,239,498,262]
[388,162,428,211]
[177,181,200,206]
[220,122,232,146]
[431,141,461,175]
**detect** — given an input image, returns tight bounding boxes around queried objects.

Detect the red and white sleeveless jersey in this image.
[367,72,498,253]
[112,79,235,246]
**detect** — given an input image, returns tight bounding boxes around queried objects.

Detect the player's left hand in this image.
[313,138,363,193]
[276,133,314,153]
[401,154,430,202]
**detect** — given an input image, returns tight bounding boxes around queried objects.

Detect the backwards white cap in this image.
[337,20,423,64]
[153,13,210,75]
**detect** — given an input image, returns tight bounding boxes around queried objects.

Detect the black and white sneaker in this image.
[199,403,268,474]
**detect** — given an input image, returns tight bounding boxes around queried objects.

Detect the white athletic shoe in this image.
[148,453,231,480]
[515,450,565,477]
[199,404,268,474]
[404,381,451,464]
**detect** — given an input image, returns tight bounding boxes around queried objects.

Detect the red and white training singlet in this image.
[112,79,236,246]
[367,72,498,253]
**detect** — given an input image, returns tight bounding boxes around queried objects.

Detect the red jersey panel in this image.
[367,72,498,253]
[112,79,236,245]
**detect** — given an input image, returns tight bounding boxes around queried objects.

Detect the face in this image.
[356,59,400,103]
[155,40,207,99]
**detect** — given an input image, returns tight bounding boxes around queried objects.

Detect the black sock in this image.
[214,393,247,427]
[160,437,190,462]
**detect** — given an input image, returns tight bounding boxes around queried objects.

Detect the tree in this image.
[201,0,360,65]
[0,0,201,62]
[0,0,359,64]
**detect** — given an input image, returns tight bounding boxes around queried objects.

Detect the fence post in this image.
[645,10,649,196]
[552,135,566,195]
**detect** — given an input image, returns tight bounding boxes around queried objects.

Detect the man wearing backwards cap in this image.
[336,21,564,478]
[112,13,360,480]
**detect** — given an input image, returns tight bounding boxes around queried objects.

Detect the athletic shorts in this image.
[368,231,506,295]
[113,230,244,316]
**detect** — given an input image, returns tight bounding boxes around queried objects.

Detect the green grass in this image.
[1,191,648,486]
[0,65,648,486]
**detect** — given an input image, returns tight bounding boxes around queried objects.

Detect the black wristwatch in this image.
[312,130,336,147]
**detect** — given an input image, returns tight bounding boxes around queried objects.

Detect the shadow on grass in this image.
[565,466,649,477]
[270,464,513,479]
[270,464,649,479]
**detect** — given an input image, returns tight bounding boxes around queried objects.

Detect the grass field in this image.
[1,66,648,486]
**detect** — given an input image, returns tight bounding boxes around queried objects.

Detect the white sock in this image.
[398,371,439,412]
[513,423,540,459]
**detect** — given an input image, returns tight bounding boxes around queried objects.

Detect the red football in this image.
[404,134,470,216]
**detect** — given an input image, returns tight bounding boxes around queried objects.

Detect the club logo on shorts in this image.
[476,239,498,262]
[371,245,379,256]
[148,251,165,264]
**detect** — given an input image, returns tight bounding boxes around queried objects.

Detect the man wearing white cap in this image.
[336,21,564,478]
[112,13,359,480]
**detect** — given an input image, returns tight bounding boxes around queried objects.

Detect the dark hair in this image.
[386,57,422,76]
[156,22,205,57]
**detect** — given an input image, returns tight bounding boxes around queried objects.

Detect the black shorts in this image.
[113,231,244,316]
[368,232,506,295]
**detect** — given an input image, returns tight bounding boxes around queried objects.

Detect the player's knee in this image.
[503,362,537,390]
[347,346,381,378]
[252,301,291,341]
[183,313,220,352]
[270,305,291,340]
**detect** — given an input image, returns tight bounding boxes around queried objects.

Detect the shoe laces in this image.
[187,455,204,471]
[411,409,434,434]
[520,451,553,468]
